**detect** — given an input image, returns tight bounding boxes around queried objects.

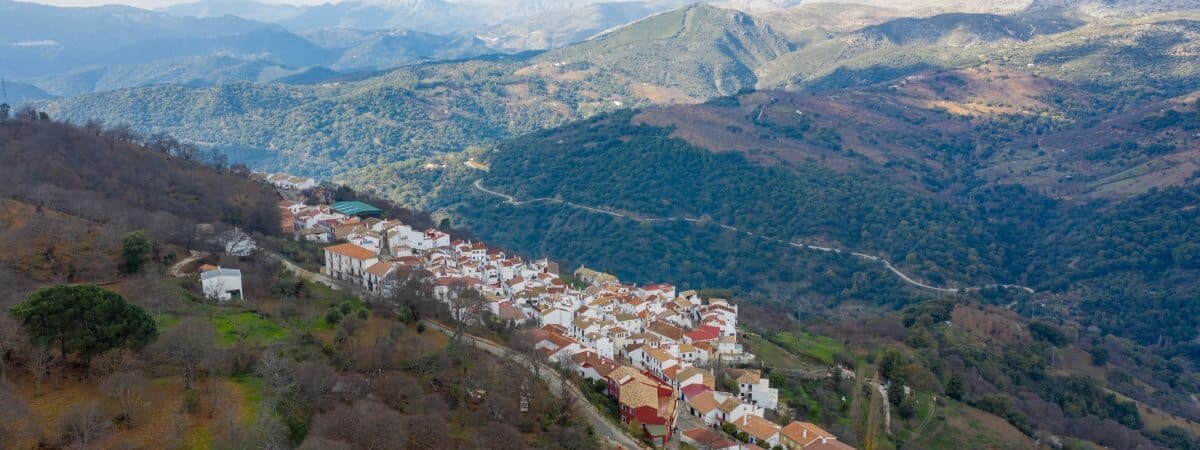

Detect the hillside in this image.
[0,115,596,449]
[541,4,792,98]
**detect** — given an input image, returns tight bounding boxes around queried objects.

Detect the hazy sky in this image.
[26,0,340,8]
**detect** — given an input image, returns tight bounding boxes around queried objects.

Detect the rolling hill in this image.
[541,4,792,98]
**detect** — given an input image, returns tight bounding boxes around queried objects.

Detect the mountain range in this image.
[17,0,1200,448]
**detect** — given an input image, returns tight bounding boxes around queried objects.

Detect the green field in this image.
[766,331,844,365]
[211,312,288,345]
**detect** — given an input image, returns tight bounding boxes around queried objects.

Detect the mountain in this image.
[540,4,792,98]
[161,0,306,23]
[478,0,693,51]
[1,80,54,104]
[0,0,277,78]
[321,30,496,72]
[33,56,330,97]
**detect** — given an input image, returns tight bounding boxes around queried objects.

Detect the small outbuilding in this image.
[201,267,244,301]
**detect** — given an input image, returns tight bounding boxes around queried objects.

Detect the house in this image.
[684,390,723,426]
[732,414,781,448]
[730,368,779,410]
[574,266,618,286]
[323,243,379,285]
[571,351,620,382]
[780,421,852,450]
[681,428,740,450]
[201,268,243,301]
[606,366,676,446]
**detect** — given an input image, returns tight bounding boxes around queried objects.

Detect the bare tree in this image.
[101,372,149,427]
[58,401,108,450]
[90,348,144,379]
[448,287,485,343]
[308,400,408,450]
[0,315,21,380]
[150,318,217,391]
[476,421,525,450]
[26,344,55,397]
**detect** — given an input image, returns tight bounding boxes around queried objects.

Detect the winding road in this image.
[473,180,1035,295]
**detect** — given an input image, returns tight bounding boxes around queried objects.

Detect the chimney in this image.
[742,415,748,425]
[803,429,808,439]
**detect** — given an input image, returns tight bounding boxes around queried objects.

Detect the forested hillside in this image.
[0,114,596,449]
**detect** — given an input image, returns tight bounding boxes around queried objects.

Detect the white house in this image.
[323,243,379,285]
[201,268,244,301]
[732,369,779,410]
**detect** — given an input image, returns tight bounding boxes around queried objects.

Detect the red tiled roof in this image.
[325,243,376,260]
[685,325,722,342]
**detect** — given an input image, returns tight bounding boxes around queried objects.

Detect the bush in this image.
[325,309,342,325]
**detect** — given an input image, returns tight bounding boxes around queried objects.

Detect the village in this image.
[268,178,853,450]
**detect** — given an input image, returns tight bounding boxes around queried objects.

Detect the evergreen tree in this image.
[121,231,152,274]
[10,285,156,366]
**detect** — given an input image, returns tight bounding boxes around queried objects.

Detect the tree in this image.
[26,345,54,397]
[0,103,9,121]
[150,318,217,391]
[101,372,148,427]
[1090,347,1110,366]
[58,402,108,449]
[121,231,153,274]
[945,374,964,401]
[10,285,156,367]
[0,314,21,380]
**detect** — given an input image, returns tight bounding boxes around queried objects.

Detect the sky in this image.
[25,0,340,8]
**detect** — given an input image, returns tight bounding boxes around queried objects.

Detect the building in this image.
[606,366,677,446]
[732,414,781,448]
[201,267,243,301]
[331,201,383,218]
[681,428,740,450]
[780,421,853,450]
[323,243,379,285]
[730,368,779,410]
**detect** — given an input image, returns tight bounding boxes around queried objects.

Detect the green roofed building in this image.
[331,201,383,218]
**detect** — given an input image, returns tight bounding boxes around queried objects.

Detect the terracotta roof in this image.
[681,428,736,449]
[366,261,395,277]
[684,325,722,342]
[734,415,780,442]
[686,390,720,414]
[680,383,710,399]
[648,321,684,341]
[676,367,715,388]
[781,421,836,447]
[718,397,743,414]
[807,438,855,450]
[730,368,762,385]
[325,243,376,260]
[645,346,675,364]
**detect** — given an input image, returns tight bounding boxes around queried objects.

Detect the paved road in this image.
[474,179,1036,295]
[422,320,645,450]
[267,250,641,449]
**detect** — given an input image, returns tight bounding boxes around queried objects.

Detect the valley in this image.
[5,0,1200,448]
